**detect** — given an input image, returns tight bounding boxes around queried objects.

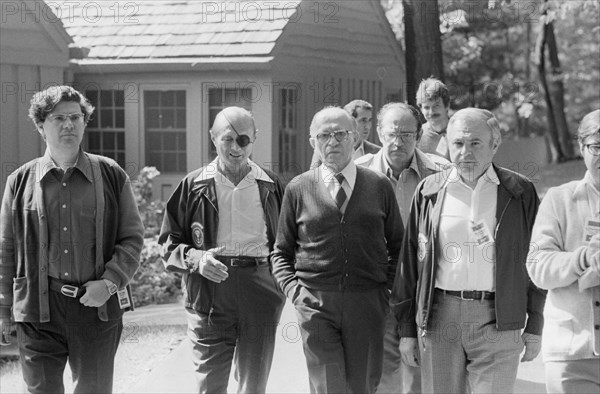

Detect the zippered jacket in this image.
[391,164,546,338]
[158,162,284,314]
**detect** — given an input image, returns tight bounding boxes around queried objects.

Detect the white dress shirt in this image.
[436,165,499,291]
[321,161,356,214]
[195,159,270,257]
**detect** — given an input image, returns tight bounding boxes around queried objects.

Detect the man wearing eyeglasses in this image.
[355,102,448,394]
[0,86,144,393]
[159,106,285,393]
[310,99,381,168]
[272,106,403,393]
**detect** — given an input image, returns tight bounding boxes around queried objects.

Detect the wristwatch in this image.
[103,279,118,295]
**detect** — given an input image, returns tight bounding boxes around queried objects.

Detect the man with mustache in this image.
[272,106,403,393]
[356,102,447,393]
[416,78,451,161]
[0,86,144,393]
[391,108,546,393]
[159,107,285,393]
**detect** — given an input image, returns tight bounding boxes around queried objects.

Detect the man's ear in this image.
[377,127,385,145]
[36,123,46,140]
[309,137,316,149]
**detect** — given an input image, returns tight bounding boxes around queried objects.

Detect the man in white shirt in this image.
[356,102,446,394]
[391,108,545,393]
[159,107,285,393]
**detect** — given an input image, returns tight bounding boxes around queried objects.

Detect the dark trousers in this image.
[186,264,285,394]
[294,286,389,394]
[16,291,123,394]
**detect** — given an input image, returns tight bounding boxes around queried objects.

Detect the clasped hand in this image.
[186,246,229,283]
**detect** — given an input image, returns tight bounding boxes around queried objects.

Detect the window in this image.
[278,87,299,171]
[85,89,125,166]
[144,90,186,173]
[207,87,252,159]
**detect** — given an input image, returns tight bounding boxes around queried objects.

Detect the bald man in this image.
[159,107,285,393]
[272,106,403,393]
[391,108,546,393]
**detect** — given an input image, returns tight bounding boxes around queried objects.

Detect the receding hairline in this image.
[310,106,356,135]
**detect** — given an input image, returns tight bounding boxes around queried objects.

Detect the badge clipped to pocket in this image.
[117,286,134,311]
[583,218,600,245]
[471,220,494,248]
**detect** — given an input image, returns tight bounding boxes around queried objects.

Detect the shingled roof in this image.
[52,0,301,64]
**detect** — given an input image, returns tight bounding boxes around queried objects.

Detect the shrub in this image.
[130,167,182,307]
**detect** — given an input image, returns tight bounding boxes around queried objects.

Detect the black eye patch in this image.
[236,134,252,148]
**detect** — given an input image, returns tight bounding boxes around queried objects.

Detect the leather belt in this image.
[49,277,86,298]
[216,256,269,268]
[436,288,495,301]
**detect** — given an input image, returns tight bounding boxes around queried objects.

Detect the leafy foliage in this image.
[130,167,181,307]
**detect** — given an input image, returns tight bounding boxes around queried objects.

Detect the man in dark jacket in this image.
[0,86,144,393]
[272,106,403,393]
[159,107,285,393]
[391,108,546,393]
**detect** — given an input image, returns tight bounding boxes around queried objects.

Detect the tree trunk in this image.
[403,0,444,106]
[545,22,575,158]
[534,10,567,162]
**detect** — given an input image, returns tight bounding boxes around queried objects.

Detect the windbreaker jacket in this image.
[158,163,284,314]
[391,164,546,338]
[0,153,144,323]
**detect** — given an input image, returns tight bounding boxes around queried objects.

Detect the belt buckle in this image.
[460,290,468,300]
[61,284,79,298]
[230,258,240,267]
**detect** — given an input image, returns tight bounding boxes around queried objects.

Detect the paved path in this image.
[127,301,547,394]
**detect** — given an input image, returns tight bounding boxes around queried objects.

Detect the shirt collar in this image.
[374,150,419,180]
[321,161,357,190]
[444,164,499,189]
[39,149,93,182]
[578,170,600,198]
[194,158,273,184]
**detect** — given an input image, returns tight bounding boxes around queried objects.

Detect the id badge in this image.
[117,287,132,310]
[471,220,494,248]
[583,218,600,245]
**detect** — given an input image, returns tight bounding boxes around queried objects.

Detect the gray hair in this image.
[448,108,502,147]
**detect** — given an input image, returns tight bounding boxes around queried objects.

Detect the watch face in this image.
[108,284,118,295]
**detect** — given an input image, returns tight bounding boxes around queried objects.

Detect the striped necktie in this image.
[334,173,346,210]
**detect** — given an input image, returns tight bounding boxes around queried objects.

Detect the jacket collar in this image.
[421,163,524,198]
[193,158,274,184]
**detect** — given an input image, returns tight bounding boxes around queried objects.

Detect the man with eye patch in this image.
[0,85,144,393]
[272,106,403,393]
[159,106,285,393]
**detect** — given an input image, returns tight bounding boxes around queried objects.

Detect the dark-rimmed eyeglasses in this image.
[381,131,417,143]
[315,129,352,144]
[584,144,600,156]
[47,113,84,124]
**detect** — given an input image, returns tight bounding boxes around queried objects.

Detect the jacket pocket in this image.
[183,273,213,314]
[12,276,38,320]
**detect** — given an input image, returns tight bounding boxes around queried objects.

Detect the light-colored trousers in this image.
[545,358,600,393]
[419,290,524,393]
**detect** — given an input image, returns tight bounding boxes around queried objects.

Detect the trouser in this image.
[545,358,600,393]
[186,264,285,394]
[16,290,123,394]
[293,286,389,394]
[419,291,523,394]
[376,310,422,394]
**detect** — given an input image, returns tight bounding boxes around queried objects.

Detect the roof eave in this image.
[70,57,274,74]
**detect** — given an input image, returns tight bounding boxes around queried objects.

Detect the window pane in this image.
[146,109,160,128]
[86,90,98,108]
[148,133,162,150]
[148,153,161,168]
[101,109,113,128]
[161,110,175,129]
[101,90,113,106]
[115,109,125,128]
[104,132,115,150]
[163,133,177,150]
[114,90,125,107]
[175,91,185,106]
[163,153,178,172]
[176,109,186,128]
[88,131,101,150]
[224,88,238,105]
[116,153,125,166]
[208,88,221,106]
[145,91,159,107]
[162,91,175,107]
[117,132,125,149]
[177,132,186,150]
